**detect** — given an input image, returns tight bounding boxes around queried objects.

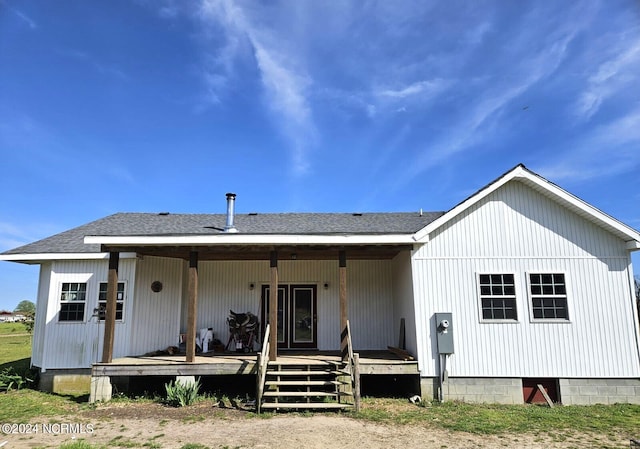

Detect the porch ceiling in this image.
[100,244,413,261]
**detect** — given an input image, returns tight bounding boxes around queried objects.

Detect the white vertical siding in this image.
[195,260,268,350]
[392,251,417,355]
[31,263,51,368]
[40,258,136,369]
[191,259,395,351]
[129,256,182,356]
[348,260,394,350]
[412,180,640,378]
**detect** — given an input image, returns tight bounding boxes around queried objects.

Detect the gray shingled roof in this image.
[2,211,444,255]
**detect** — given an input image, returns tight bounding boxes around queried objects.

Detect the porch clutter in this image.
[226,310,259,352]
[198,328,214,353]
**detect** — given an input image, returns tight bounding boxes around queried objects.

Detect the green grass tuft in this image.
[59,441,107,449]
[0,389,83,422]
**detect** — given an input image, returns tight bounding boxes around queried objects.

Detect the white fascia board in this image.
[627,241,640,251]
[0,252,138,262]
[84,234,415,246]
[412,165,526,242]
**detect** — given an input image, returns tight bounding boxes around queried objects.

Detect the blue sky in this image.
[1,0,639,311]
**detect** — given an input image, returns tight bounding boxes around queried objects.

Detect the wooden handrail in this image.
[260,322,270,357]
[345,320,361,412]
[256,323,271,413]
[346,320,355,374]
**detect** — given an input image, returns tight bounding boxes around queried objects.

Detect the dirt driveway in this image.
[4,402,630,449]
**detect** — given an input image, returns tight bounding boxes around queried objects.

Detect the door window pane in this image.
[293,288,313,343]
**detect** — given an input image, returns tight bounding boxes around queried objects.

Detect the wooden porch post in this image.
[339,250,348,361]
[101,251,119,363]
[186,251,199,363]
[269,251,278,361]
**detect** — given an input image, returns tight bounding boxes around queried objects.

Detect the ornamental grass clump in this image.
[164,378,201,407]
[0,366,36,392]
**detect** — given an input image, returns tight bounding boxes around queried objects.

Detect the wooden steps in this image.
[266,370,346,376]
[262,390,347,397]
[266,380,341,387]
[261,402,351,410]
[258,360,355,412]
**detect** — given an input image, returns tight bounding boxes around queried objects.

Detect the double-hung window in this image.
[98,282,125,321]
[529,273,569,320]
[478,274,517,321]
[59,282,87,322]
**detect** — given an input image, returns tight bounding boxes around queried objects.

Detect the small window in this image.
[529,273,569,320]
[59,282,87,322]
[479,273,517,320]
[98,282,126,321]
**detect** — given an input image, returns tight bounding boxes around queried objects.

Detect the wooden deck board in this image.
[91,350,419,377]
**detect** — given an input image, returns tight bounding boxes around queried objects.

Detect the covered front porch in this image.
[89,237,421,406]
[97,243,418,364]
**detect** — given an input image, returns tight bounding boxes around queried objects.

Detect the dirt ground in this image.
[4,401,630,449]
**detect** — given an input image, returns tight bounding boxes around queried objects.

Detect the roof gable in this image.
[413,164,640,248]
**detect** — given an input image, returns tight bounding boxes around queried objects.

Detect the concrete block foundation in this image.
[559,378,640,405]
[39,369,92,395]
[420,377,640,405]
[443,377,523,404]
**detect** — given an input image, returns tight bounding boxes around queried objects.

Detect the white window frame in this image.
[526,271,571,323]
[58,282,88,322]
[476,272,519,323]
[97,281,126,322]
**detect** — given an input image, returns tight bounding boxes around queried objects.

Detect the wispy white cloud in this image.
[104,166,136,185]
[0,222,30,243]
[575,35,640,121]
[537,106,640,182]
[10,7,38,30]
[401,24,579,183]
[56,48,128,81]
[376,79,449,99]
[0,113,53,154]
[0,221,59,251]
[196,0,317,176]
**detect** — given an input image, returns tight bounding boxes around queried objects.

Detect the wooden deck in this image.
[92,350,419,377]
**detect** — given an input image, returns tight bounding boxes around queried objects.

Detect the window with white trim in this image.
[98,282,125,321]
[529,273,569,320]
[478,273,518,320]
[59,282,87,322]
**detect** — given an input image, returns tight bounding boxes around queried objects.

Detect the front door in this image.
[261,284,317,349]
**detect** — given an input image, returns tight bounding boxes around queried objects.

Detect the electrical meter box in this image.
[435,312,454,354]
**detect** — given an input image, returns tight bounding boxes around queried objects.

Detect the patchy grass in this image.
[0,389,82,422]
[0,334,31,365]
[0,329,32,383]
[0,321,29,334]
[59,442,107,449]
[354,398,640,436]
[108,435,144,447]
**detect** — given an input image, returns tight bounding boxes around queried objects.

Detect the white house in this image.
[2,164,639,406]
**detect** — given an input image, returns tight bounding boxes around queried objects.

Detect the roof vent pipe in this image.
[224,193,239,233]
